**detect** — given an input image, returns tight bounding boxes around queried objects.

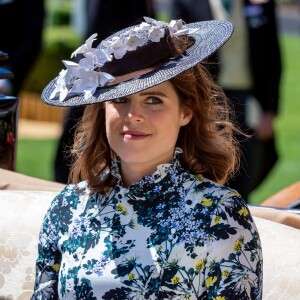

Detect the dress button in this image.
[186,199,192,205]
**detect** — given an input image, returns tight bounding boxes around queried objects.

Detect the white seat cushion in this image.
[253,216,300,299]
[0,190,56,298]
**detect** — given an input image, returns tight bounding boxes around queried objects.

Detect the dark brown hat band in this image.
[101,32,173,76]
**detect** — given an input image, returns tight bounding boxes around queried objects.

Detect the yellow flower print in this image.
[206,276,217,287]
[180,295,191,300]
[104,187,111,194]
[230,190,240,196]
[128,272,135,280]
[197,176,204,183]
[171,275,180,284]
[51,263,60,272]
[167,259,179,267]
[201,197,212,206]
[222,270,229,277]
[195,259,205,270]
[126,257,136,263]
[117,203,128,215]
[238,207,248,217]
[214,216,221,224]
[233,240,242,252]
[129,219,136,229]
[213,297,226,300]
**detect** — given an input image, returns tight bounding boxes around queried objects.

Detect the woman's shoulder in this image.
[187,175,255,227]
[42,181,93,228]
[47,181,91,210]
[187,175,248,210]
[189,175,241,197]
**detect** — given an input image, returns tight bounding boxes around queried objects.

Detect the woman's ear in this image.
[180,107,193,126]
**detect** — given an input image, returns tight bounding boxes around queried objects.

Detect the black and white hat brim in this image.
[41,20,233,107]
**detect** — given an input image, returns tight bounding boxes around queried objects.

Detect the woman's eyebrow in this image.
[138,91,167,97]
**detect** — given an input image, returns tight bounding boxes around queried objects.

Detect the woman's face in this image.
[105,80,193,177]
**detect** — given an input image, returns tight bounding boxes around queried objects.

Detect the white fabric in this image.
[253,216,300,299]
[0,191,55,298]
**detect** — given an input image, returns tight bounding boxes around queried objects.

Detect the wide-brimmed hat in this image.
[41,17,233,107]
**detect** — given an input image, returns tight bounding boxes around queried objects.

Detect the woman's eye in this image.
[146,97,162,104]
[111,97,127,104]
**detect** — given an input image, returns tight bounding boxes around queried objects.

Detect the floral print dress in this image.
[31,150,263,299]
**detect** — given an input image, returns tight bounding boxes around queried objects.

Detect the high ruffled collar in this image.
[110,148,183,192]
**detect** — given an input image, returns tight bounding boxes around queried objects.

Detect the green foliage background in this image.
[249,34,300,204]
[22,0,81,93]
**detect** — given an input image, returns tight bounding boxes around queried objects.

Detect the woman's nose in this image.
[124,102,144,123]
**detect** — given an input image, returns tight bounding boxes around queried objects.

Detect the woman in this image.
[32,17,262,299]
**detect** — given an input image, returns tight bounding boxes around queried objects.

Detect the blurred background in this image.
[8,0,300,205]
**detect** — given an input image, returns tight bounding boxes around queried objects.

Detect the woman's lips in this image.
[121,131,150,140]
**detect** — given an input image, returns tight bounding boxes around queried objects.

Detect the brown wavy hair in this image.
[70,35,241,192]
[170,64,240,184]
